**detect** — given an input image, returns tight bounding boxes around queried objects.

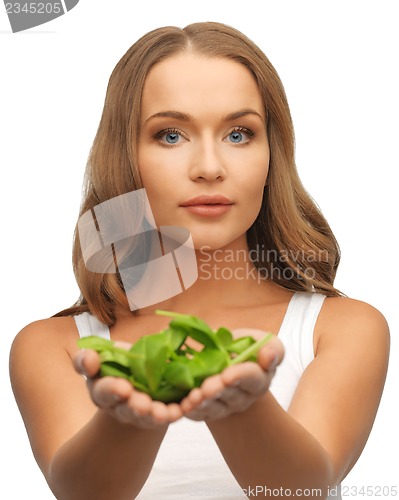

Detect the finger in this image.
[127,390,154,416]
[186,398,228,421]
[180,387,204,414]
[221,362,261,386]
[150,401,184,424]
[221,363,268,394]
[114,396,181,428]
[165,403,183,422]
[216,386,242,405]
[257,337,284,371]
[150,401,171,423]
[91,377,132,408]
[199,374,226,400]
[181,383,220,416]
[73,349,101,378]
[181,375,227,414]
[217,386,259,413]
[114,403,155,428]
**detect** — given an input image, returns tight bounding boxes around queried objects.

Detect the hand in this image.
[73,344,183,429]
[180,332,284,421]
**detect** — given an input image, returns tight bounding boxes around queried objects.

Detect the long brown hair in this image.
[55,22,343,324]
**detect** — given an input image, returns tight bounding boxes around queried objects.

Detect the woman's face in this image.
[138,52,270,251]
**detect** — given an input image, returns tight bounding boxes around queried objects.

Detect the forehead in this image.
[141,53,265,120]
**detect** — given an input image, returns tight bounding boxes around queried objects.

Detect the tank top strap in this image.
[278,292,326,369]
[74,312,111,339]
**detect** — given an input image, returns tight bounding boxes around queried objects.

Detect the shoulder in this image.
[9,316,98,473]
[10,316,85,423]
[12,315,79,344]
[289,296,389,479]
[315,296,390,356]
[319,296,389,333]
[10,316,80,372]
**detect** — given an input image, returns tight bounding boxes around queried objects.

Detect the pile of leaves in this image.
[77,310,272,403]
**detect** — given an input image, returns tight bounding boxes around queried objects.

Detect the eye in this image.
[165,132,179,144]
[225,127,254,145]
[153,128,186,146]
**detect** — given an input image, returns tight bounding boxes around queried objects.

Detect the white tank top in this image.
[74,292,341,499]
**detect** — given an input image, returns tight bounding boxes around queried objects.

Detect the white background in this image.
[1,1,398,498]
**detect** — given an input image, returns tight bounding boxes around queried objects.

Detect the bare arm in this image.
[182,298,390,495]
[9,318,180,500]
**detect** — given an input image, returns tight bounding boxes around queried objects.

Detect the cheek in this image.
[138,146,158,184]
[239,159,269,197]
[137,148,168,200]
[138,145,185,189]
[137,148,184,225]
[237,162,268,218]
[245,182,266,216]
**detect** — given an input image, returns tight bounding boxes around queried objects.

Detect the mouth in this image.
[180,195,233,207]
[179,195,234,217]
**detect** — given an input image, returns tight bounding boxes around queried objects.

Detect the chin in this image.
[190,232,246,253]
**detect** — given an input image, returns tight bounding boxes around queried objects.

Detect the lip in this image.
[180,195,233,207]
[179,195,234,217]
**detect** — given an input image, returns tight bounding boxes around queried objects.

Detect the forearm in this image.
[47,410,167,500]
[207,391,334,496]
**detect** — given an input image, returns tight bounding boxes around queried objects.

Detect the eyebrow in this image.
[143,108,264,125]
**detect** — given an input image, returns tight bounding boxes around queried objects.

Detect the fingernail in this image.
[76,353,86,374]
[113,394,123,403]
[269,354,278,370]
[198,400,209,410]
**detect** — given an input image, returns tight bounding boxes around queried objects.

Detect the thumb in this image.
[257,336,284,371]
[73,349,101,377]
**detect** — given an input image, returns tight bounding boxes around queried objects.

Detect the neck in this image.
[131,235,277,316]
[193,239,263,294]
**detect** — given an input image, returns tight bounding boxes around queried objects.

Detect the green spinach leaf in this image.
[76,311,273,403]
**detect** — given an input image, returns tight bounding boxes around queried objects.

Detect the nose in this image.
[188,137,227,182]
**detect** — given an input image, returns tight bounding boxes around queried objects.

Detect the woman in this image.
[10,22,389,499]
